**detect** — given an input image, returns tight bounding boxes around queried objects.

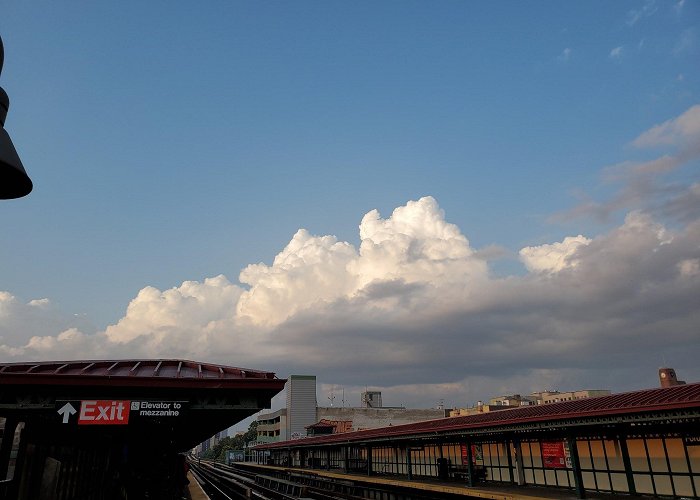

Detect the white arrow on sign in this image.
[57,402,77,423]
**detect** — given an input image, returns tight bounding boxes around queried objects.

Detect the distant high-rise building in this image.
[659,368,686,388]
[286,375,317,439]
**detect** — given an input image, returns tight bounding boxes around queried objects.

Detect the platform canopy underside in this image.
[0,359,287,451]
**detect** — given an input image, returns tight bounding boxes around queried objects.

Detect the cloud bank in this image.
[1,106,699,408]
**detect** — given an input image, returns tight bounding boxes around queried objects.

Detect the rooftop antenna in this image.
[328,386,335,407]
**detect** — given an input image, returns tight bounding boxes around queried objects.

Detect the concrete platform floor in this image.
[185,471,210,500]
[246,464,641,500]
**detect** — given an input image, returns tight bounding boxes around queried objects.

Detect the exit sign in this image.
[78,400,130,425]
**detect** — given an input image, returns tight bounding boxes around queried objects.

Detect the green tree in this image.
[203,420,259,461]
[243,420,258,445]
[202,436,234,460]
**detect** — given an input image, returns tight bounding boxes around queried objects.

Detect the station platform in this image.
[186,471,210,500]
[244,464,623,500]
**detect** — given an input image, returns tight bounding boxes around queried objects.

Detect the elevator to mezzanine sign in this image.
[56,400,187,425]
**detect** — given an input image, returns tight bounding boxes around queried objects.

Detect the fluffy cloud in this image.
[353,197,485,288]
[237,231,357,326]
[268,203,699,394]
[2,105,699,405]
[0,292,95,348]
[97,275,245,360]
[236,197,486,327]
[1,192,698,406]
[520,235,591,273]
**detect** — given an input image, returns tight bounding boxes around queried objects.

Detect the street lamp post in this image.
[0,35,32,199]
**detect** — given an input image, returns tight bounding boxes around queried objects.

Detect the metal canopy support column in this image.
[394,445,399,476]
[0,417,17,479]
[513,439,526,486]
[619,431,637,496]
[406,448,413,480]
[567,437,586,499]
[366,445,372,476]
[466,440,475,487]
[344,445,349,473]
[682,434,698,498]
[8,421,27,500]
[326,448,331,470]
[505,438,515,484]
[437,441,448,480]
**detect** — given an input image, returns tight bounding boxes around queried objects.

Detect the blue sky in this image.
[1,2,699,411]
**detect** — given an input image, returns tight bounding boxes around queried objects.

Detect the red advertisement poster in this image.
[460,444,483,464]
[541,441,570,468]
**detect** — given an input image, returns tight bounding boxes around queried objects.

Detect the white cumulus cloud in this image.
[100,275,243,359]
[519,235,591,273]
[237,230,357,326]
[237,197,486,327]
[1,195,698,407]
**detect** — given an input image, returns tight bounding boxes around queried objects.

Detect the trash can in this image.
[437,458,450,480]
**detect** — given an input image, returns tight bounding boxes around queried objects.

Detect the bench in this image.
[449,465,486,483]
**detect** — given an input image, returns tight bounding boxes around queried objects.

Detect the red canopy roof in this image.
[0,359,280,389]
[257,382,700,449]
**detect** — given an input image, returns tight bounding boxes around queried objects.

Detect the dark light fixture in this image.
[0,35,32,199]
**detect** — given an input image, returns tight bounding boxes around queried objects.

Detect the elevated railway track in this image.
[189,460,475,500]
[189,460,303,500]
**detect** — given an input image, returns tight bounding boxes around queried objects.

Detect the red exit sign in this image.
[78,400,130,425]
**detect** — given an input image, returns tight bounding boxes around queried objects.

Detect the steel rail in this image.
[190,460,304,500]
